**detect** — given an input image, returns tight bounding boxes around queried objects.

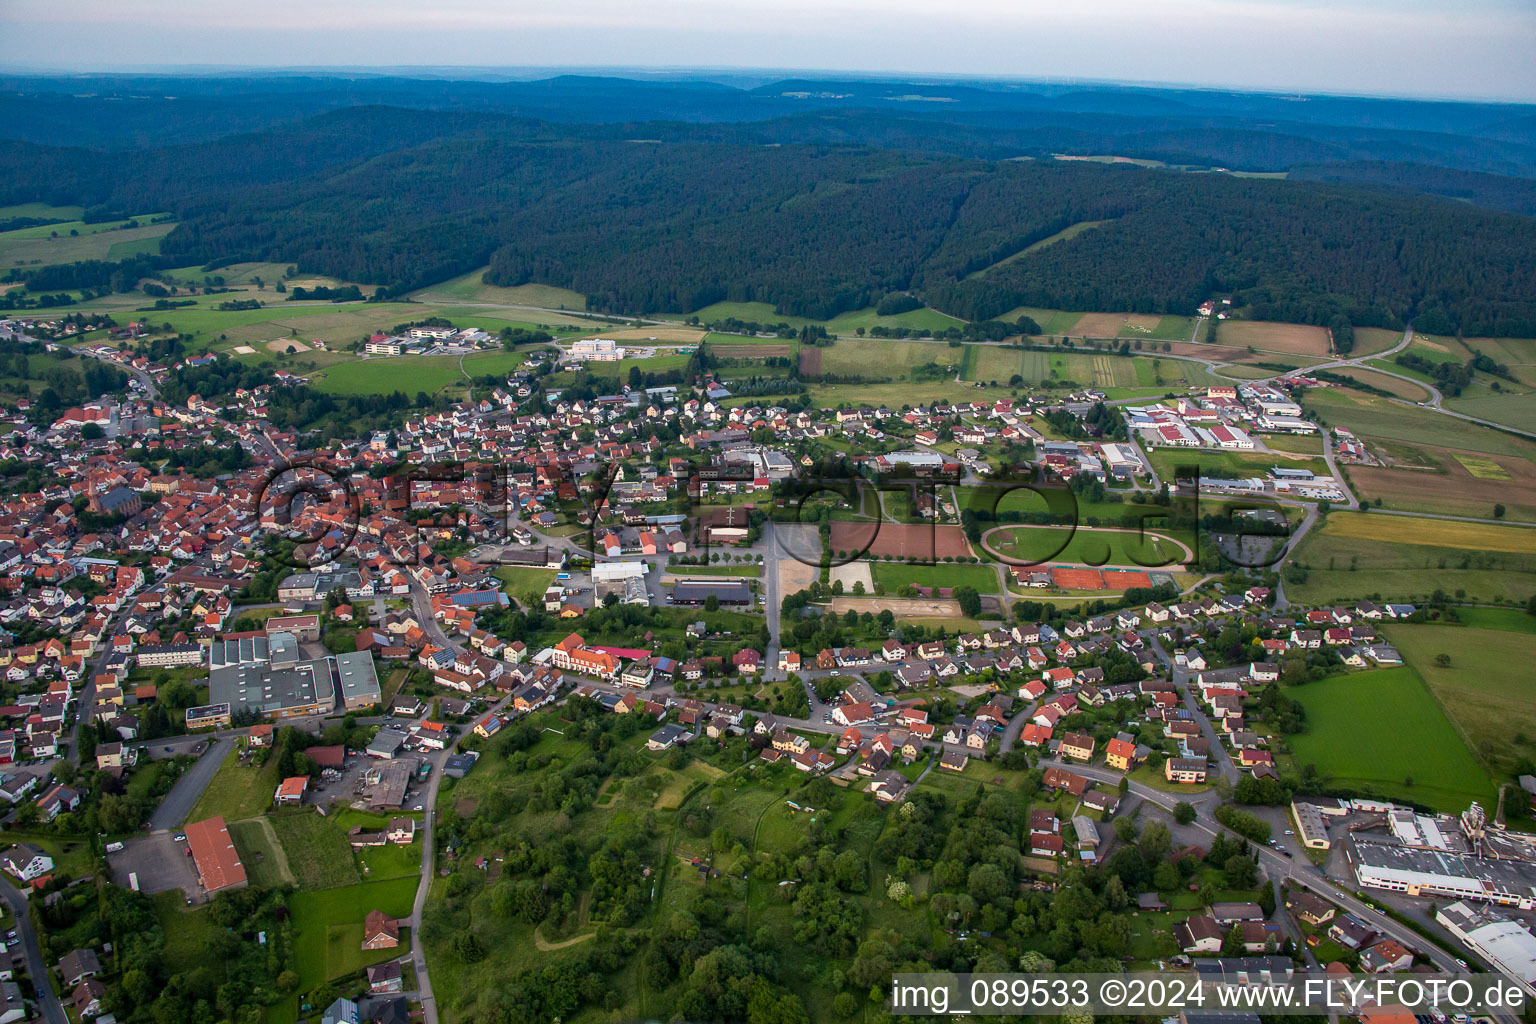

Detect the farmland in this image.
[1286,666,1497,812]
[1307,386,1536,458]
[1286,512,1536,605]
[1346,442,1536,522]
[1322,512,1536,553]
[1214,320,1332,357]
[0,207,176,266]
[1383,623,1536,775]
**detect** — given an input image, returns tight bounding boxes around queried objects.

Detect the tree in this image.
[1434,652,1452,668]
[1221,924,1246,957]
[1137,821,1172,863]
[704,594,719,612]
[952,586,982,618]
[1174,801,1198,825]
[1494,503,1506,519]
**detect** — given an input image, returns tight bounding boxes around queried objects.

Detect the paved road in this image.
[1048,758,1474,978]
[0,876,67,1024]
[407,750,447,1024]
[147,737,231,831]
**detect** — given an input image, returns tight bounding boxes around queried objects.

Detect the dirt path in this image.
[533,926,597,951]
[253,816,296,885]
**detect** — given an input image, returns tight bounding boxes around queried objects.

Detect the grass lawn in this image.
[871,560,1000,593]
[983,523,1191,569]
[664,563,763,578]
[1381,623,1536,775]
[1451,607,1536,633]
[282,876,419,1016]
[311,350,526,395]
[153,892,226,965]
[229,818,295,888]
[1286,666,1496,811]
[1147,446,1329,482]
[492,565,559,608]
[187,747,280,825]
[270,811,362,889]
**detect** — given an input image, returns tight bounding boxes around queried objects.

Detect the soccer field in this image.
[1287,667,1496,812]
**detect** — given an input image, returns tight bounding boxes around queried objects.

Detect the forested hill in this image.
[5,106,1536,335]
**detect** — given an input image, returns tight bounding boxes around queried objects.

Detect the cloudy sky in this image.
[3,0,1533,102]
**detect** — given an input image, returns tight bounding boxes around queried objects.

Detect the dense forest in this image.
[4,106,1536,334]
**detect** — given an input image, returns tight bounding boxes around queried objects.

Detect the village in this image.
[0,315,1529,1024]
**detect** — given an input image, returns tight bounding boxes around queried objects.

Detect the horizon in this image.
[2,0,1534,104]
[1,63,1533,110]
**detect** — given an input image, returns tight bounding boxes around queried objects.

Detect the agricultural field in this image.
[1263,433,1325,455]
[1213,320,1332,357]
[1346,439,1536,522]
[1333,367,1430,401]
[1383,622,1536,775]
[1307,385,1536,458]
[1286,666,1497,812]
[870,560,1001,593]
[1350,327,1407,357]
[817,337,959,380]
[996,306,1084,336]
[682,299,962,337]
[410,267,593,313]
[0,208,175,266]
[1286,511,1536,605]
[1445,393,1536,433]
[1072,312,1162,339]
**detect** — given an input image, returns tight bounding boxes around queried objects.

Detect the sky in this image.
[3,0,1534,102]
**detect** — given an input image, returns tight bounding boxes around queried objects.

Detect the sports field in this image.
[871,560,1001,593]
[981,524,1192,568]
[1382,624,1536,775]
[1287,667,1497,812]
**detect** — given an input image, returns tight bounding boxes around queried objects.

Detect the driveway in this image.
[149,737,231,830]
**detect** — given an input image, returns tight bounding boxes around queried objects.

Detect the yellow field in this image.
[1217,320,1331,356]
[1452,454,1512,480]
[1074,312,1161,338]
[1323,512,1536,553]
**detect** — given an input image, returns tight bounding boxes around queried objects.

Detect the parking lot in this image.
[109,831,203,902]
